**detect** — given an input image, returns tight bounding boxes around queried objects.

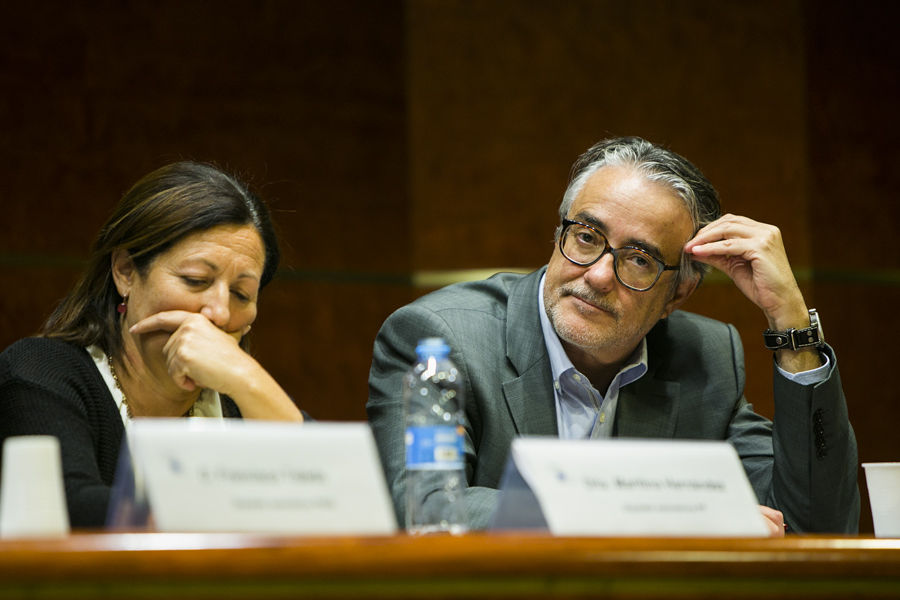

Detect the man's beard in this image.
[544,281,628,351]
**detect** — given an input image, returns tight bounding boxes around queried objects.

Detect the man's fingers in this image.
[758,505,786,538]
[685,237,756,260]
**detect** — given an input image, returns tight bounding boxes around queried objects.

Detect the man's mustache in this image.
[559,284,618,318]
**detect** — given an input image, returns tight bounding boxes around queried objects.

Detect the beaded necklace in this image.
[107,355,194,418]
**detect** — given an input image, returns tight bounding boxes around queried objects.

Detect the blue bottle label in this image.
[405,425,464,469]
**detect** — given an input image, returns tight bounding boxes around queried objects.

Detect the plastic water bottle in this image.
[403,337,467,534]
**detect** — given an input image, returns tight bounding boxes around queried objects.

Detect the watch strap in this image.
[763,309,823,351]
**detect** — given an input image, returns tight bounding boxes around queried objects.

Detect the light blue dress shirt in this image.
[536,275,830,440]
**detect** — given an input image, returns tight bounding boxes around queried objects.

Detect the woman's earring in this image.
[117,294,128,315]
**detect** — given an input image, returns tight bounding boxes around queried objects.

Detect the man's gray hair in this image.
[558,136,722,284]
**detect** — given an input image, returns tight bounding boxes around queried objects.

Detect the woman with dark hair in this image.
[0,161,303,527]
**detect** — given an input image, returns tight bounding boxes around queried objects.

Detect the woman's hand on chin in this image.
[130,311,302,421]
[130,310,251,396]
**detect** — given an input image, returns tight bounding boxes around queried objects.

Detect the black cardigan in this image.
[0,337,240,528]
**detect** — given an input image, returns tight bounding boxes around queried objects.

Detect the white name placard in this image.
[127,419,397,535]
[494,438,768,537]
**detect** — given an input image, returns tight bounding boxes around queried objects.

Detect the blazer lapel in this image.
[502,268,557,436]
[502,367,557,435]
[615,376,680,438]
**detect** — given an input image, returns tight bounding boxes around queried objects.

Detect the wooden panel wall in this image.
[0,0,412,422]
[1,0,896,532]
[406,0,812,411]
[805,2,900,534]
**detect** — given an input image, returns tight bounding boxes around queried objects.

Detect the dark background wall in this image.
[1,0,897,533]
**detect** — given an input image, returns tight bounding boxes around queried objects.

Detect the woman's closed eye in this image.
[231,289,252,303]
[181,276,209,287]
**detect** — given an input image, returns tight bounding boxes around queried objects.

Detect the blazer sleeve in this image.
[367,303,499,530]
[769,344,859,533]
[724,326,859,533]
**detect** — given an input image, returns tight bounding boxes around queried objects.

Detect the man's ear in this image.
[661,273,700,319]
[110,248,136,298]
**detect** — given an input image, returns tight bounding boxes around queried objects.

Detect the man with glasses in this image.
[367,136,858,535]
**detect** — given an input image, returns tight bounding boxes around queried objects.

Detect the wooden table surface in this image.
[0,532,898,599]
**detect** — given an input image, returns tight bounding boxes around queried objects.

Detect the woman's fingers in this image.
[129,310,195,335]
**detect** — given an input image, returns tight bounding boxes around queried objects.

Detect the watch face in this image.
[810,309,824,345]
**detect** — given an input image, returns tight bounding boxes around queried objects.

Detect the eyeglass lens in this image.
[561,223,661,290]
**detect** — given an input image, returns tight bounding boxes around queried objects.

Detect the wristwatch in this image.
[763,308,825,351]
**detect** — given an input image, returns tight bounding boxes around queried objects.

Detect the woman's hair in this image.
[558,136,722,284]
[41,161,280,358]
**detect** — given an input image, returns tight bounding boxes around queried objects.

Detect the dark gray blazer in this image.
[367,268,859,532]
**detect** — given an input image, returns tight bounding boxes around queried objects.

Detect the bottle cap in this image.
[416,337,450,360]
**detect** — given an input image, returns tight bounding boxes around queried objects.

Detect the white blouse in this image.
[86,345,224,429]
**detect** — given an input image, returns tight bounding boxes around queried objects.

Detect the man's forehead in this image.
[570,169,694,257]
[576,167,690,220]
[577,165,685,205]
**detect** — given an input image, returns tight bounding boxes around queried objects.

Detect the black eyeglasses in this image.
[558,219,680,292]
